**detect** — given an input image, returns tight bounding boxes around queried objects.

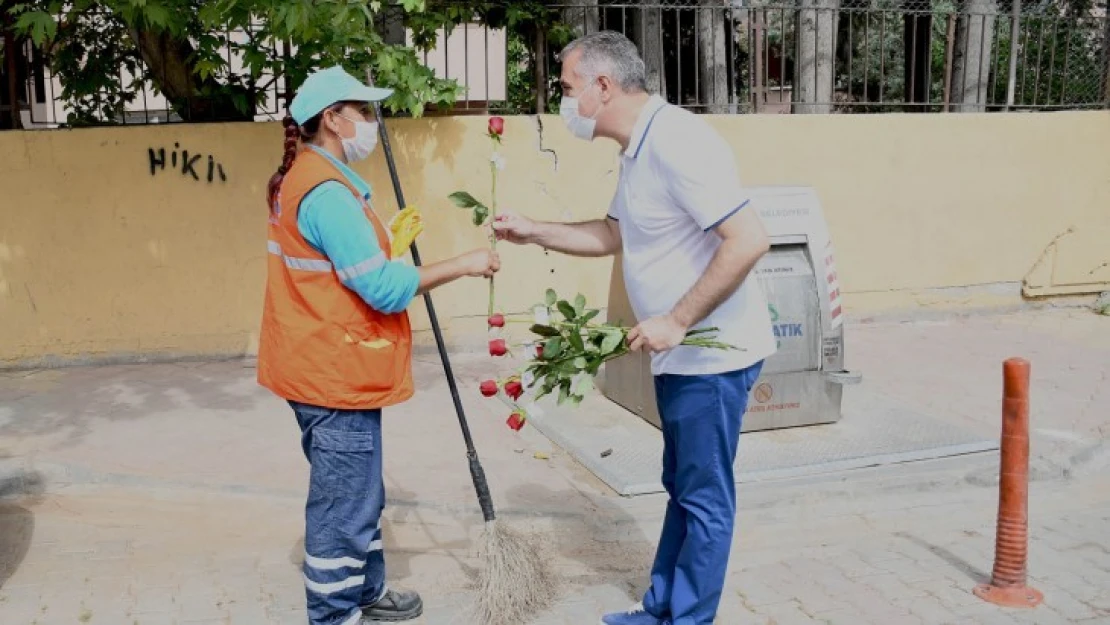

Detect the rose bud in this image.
[488,116,505,137]
[489,339,508,357]
[488,313,505,328]
[504,379,524,400]
[535,344,545,359]
[479,380,498,397]
[506,411,526,431]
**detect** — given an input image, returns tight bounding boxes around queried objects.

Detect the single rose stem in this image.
[487,156,498,318]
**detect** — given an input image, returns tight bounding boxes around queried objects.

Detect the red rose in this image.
[488,116,505,137]
[506,411,526,431]
[535,344,545,359]
[488,313,505,328]
[504,379,524,400]
[489,339,508,357]
[479,380,498,397]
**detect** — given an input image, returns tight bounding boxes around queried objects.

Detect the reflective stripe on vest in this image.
[336,255,386,282]
[267,240,333,273]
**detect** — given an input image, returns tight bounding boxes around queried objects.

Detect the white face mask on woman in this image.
[559,83,602,141]
[335,113,379,162]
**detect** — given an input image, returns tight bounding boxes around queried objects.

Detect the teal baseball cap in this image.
[289,66,394,125]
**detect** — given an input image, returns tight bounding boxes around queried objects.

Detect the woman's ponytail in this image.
[267,115,300,213]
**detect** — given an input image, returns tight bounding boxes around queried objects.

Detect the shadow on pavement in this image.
[0,469,46,591]
[504,482,658,605]
[382,481,476,583]
[0,362,262,448]
[897,531,991,585]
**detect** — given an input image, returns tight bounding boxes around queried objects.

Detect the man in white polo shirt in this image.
[494,31,776,625]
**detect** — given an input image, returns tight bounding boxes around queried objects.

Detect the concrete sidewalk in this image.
[1,308,1109,625]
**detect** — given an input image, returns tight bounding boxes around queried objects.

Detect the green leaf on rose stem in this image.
[586,357,603,375]
[581,309,600,324]
[573,356,587,369]
[556,300,576,321]
[570,394,584,407]
[555,361,579,376]
[530,324,561,337]
[572,373,594,396]
[558,384,569,406]
[573,293,586,315]
[568,331,584,352]
[543,337,564,360]
[472,205,490,227]
[545,289,557,307]
[448,191,482,209]
[600,329,624,356]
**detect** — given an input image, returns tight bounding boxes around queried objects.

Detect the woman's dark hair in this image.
[266,103,344,213]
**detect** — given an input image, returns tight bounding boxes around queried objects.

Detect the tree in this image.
[698,0,731,113]
[6,0,466,125]
[950,0,997,111]
[795,0,839,113]
[634,2,667,96]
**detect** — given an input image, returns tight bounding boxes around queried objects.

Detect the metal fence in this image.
[2,0,1107,128]
[545,0,1110,113]
[1,14,291,128]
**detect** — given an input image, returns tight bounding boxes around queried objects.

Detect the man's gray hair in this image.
[559,31,648,93]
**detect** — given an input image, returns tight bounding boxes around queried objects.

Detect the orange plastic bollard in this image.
[974,357,1044,608]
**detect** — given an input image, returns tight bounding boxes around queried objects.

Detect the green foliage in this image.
[522,289,735,407]
[991,14,1108,107]
[472,0,575,113]
[5,0,468,124]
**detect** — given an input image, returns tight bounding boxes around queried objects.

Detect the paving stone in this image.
[914,578,984,610]
[1040,586,1105,621]
[826,552,886,580]
[893,595,962,624]
[809,608,879,625]
[733,575,792,608]
[132,584,180,615]
[752,600,818,625]
[1008,606,1082,625]
[224,600,269,624]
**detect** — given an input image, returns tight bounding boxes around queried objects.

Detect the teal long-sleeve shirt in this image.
[295,146,419,315]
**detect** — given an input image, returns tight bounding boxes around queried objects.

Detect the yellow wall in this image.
[1,112,1108,367]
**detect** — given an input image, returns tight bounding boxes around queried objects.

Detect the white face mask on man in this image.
[559,83,602,141]
[335,112,379,163]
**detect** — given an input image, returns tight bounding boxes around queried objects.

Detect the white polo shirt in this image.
[608,96,776,376]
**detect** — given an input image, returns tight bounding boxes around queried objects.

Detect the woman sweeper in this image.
[257,66,500,625]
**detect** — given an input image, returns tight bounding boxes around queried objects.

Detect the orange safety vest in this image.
[257,148,414,409]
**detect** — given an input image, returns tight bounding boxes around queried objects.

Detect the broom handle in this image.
[367,70,496,524]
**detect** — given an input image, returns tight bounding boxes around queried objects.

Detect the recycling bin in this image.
[602,186,861,432]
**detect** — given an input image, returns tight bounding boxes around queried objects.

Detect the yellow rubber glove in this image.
[389,206,424,258]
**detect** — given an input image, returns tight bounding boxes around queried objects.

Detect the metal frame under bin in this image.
[602,186,861,433]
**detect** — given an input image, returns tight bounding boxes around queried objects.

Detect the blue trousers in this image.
[291,401,387,625]
[641,362,764,625]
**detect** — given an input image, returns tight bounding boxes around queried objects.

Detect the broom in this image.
[364,69,558,625]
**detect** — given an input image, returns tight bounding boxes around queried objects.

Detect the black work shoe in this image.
[361,587,423,622]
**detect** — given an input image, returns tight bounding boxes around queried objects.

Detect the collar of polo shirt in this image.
[624,95,669,159]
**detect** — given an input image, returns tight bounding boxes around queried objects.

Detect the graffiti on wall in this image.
[148,143,228,183]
